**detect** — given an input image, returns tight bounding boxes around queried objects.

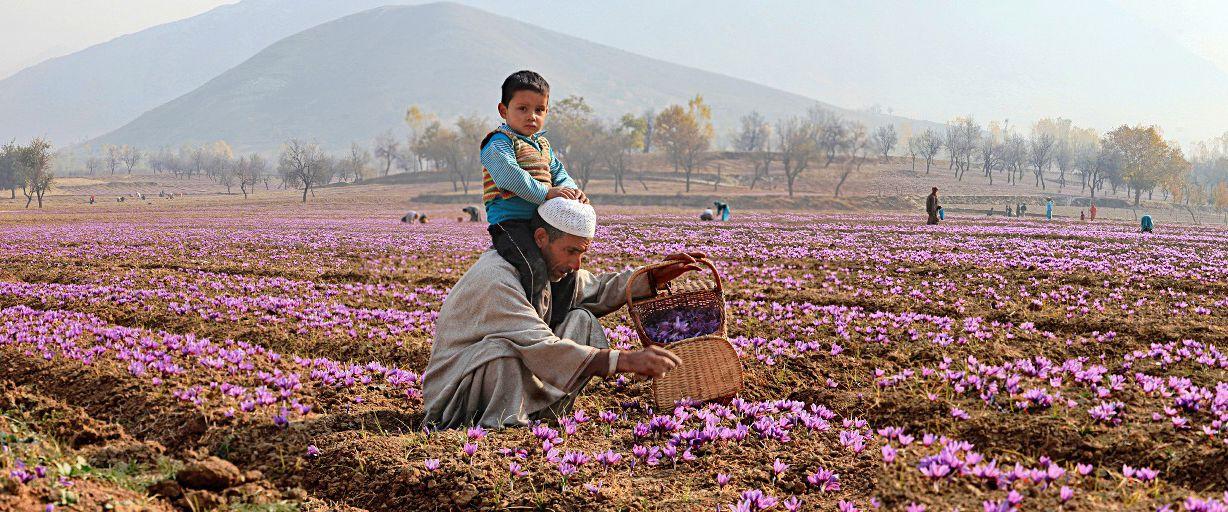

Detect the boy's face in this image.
[498,90,549,136]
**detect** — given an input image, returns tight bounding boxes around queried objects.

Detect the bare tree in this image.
[278,139,329,202]
[105,145,122,175]
[202,142,232,182]
[918,129,942,175]
[120,145,141,174]
[190,146,208,179]
[147,149,165,175]
[85,156,102,176]
[1080,139,1119,199]
[943,124,959,173]
[1002,133,1027,185]
[603,118,642,193]
[236,154,266,198]
[737,112,775,190]
[776,116,818,197]
[1053,140,1073,191]
[1029,131,1056,189]
[217,161,237,194]
[834,123,870,197]
[906,135,920,172]
[374,130,399,177]
[947,117,981,181]
[345,142,373,183]
[979,136,999,185]
[812,108,848,167]
[871,124,898,160]
[749,139,775,191]
[735,112,770,153]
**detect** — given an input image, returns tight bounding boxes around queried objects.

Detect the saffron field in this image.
[1,205,1226,511]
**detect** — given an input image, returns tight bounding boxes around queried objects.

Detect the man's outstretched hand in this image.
[618,345,683,379]
[648,251,708,286]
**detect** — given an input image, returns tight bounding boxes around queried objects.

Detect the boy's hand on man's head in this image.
[546,187,588,204]
[545,187,573,201]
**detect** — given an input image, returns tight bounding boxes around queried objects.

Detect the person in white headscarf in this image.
[422,198,704,429]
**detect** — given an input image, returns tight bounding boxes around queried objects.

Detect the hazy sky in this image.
[0,0,236,79]
[3,0,1228,142]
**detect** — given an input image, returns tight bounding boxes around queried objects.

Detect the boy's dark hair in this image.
[501,70,550,106]
[530,212,566,242]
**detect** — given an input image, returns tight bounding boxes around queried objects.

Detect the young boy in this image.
[480,70,589,320]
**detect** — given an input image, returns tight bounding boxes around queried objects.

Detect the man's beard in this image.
[550,268,573,282]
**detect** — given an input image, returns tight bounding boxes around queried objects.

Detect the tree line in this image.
[733,107,898,197]
[24,94,1228,216]
[899,117,1224,209]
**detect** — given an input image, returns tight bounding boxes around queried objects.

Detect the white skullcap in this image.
[538,198,596,238]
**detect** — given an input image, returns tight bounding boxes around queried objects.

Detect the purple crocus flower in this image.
[1060,486,1074,502]
[772,458,790,477]
[882,444,897,463]
[583,481,603,496]
[466,426,486,441]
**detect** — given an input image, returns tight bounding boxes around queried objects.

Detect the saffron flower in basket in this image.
[642,307,722,344]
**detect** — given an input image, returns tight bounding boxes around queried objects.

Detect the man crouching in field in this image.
[422,198,702,429]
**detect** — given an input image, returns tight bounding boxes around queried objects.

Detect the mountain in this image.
[83,2,936,154]
[0,0,413,146]
[441,0,1228,142]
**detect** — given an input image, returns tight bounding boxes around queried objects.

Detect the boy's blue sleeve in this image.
[549,148,578,189]
[481,134,548,203]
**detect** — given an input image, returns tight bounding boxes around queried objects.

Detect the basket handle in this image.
[624,257,723,311]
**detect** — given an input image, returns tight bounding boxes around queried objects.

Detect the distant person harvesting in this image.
[481,70,589,315]
[1046,198,1054,220]
[926,187,940,225]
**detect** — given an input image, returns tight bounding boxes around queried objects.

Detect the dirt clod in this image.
[176,456,243,491]
[147,479,184,500]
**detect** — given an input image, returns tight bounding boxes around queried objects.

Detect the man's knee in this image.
[562,308,598,328]
[555,308,607,348]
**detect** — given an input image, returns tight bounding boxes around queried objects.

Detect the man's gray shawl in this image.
[422,250,648,428]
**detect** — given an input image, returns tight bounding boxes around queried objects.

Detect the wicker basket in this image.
[626,259,727,345]
[649,334,742,408]
[625,258,743,408]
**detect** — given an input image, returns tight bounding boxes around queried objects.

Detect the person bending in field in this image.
[481,70,590,324]
[422,198,702,429]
